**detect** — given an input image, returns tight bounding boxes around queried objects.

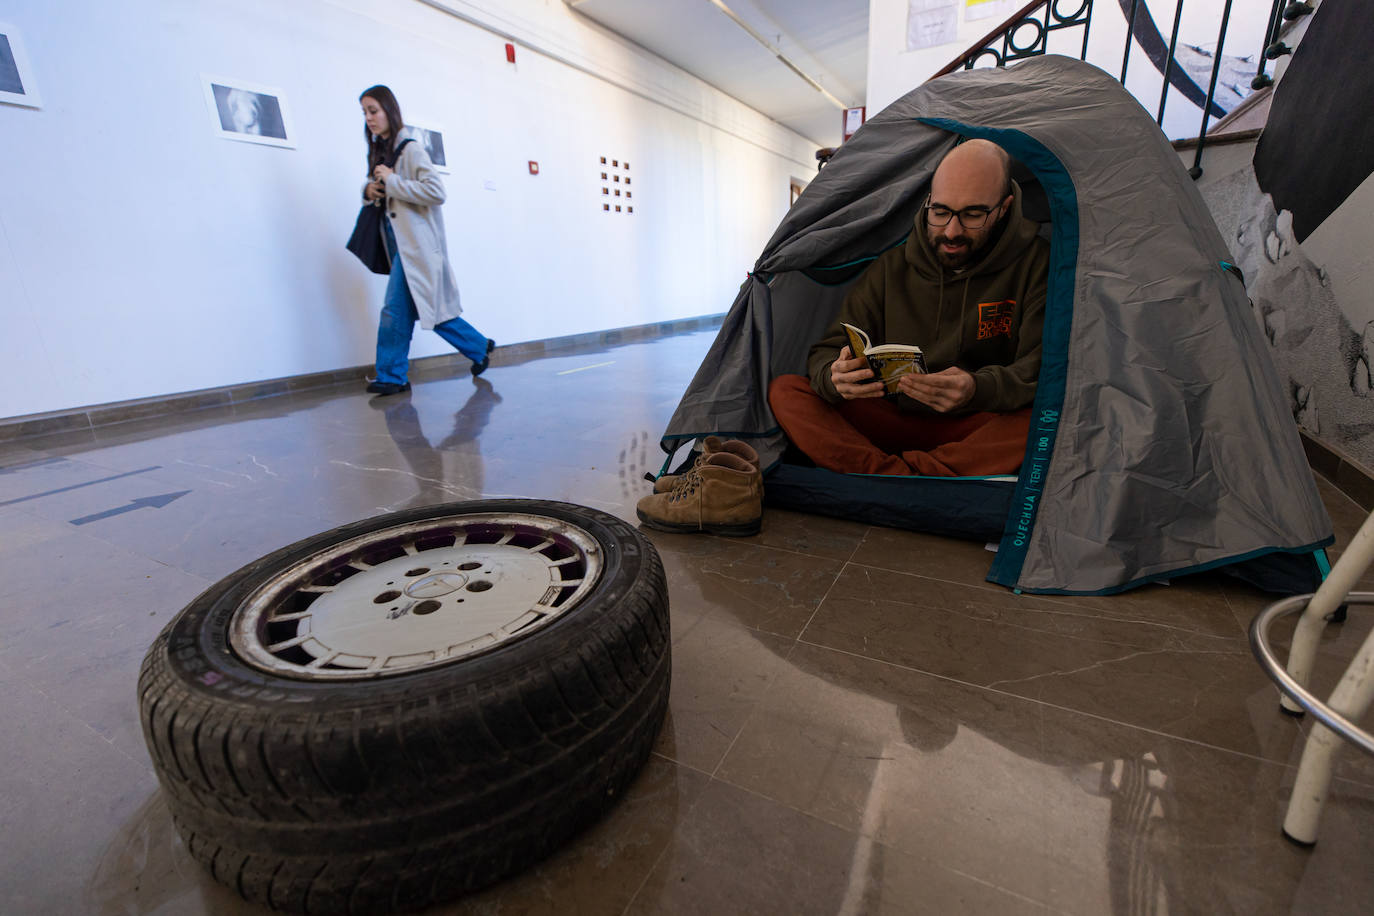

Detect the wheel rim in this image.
[229,512,605,679]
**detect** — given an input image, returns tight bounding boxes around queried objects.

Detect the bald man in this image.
[769,139,1050,477]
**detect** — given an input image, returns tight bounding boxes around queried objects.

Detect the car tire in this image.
[137,499,669,914]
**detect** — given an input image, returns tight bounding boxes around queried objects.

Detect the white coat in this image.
[364,126,463,329]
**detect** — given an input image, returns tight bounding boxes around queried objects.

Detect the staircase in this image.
[927,0,1314,178]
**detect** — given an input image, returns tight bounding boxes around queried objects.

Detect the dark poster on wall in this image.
[1253,0,1374,243]
[0,35,23,94]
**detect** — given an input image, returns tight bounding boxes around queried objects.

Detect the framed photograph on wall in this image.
[408,120,450,173]
[0,24,41,109]
[201,75,294,148]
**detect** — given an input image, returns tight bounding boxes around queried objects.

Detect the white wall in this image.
[1303,172,1374,339]
[866,0,1004,113]
[0,0,817,418]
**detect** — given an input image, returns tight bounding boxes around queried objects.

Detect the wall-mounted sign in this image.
[965,0,1019,22]
[907,0,958,51]
[843,107,866,141]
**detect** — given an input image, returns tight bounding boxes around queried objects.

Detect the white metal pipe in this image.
[1280,510,1374,712]
[1250,594,1374,757]
[1283,615,1374,843]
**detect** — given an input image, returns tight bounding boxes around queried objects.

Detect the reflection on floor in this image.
[1,329,1371,914]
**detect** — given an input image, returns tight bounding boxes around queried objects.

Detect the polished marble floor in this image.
[2,329,1371,915]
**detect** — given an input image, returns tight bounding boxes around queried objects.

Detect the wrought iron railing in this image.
[1254,1,1315,87]
[930,0,1095,75]
[929,0,1314,178]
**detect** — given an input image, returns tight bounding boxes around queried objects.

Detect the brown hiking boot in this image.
[653,437,759,493]
[636,452,762,536]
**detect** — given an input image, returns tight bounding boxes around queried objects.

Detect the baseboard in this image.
[1301,432,1374,512]
[0,314,725,443]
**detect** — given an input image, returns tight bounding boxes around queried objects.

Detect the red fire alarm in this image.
[505,43,516,63]
[528,161,539,175]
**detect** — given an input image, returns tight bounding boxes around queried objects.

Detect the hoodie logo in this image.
[977,300,1016,340]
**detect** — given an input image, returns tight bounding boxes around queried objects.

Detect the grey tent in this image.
[657,55,1333,596]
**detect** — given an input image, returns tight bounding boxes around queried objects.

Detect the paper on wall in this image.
[907,0,959,51]
[965,0,1020,22]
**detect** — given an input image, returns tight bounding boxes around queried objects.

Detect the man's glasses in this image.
[924,197,1002,229]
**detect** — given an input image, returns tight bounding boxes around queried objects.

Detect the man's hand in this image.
[831,346,885,400]
[898,367,975,412]
[364,181,385,201]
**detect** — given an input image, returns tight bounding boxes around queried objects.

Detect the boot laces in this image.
[668,468,702,503]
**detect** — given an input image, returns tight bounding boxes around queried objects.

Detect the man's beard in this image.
[931,231,981,268]
[929,214,1006,269]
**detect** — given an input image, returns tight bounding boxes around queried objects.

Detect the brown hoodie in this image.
[807,180,1050,414]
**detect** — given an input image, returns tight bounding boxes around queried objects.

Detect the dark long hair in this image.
[360,85,405,173]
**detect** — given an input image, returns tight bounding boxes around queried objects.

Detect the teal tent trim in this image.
[806,237,910,275]
[847,472,1017,481]
[1007,537,1336,597]
[914,120,1081,590]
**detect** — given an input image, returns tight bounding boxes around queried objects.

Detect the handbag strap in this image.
[369,138,416,209]
[386,137,415,168]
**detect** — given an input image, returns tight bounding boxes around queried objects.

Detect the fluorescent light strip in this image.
[706,0,849,110]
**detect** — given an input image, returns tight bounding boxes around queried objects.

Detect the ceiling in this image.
[565,0,870,148]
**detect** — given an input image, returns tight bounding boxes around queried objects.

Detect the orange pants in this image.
[767,374,1031,477]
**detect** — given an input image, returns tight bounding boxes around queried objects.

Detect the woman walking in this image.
[359,85,493,396]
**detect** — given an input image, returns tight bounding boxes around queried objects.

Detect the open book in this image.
[842,323,927,393]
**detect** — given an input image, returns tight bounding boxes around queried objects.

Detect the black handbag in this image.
[346,138,414,274]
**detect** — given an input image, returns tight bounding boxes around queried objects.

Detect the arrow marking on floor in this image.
[70,490,191,525]
[0,466,162,506]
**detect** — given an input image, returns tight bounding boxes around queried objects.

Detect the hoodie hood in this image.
[904,179,1041,281]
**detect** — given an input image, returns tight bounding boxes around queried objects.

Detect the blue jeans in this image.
[375,219,488,385]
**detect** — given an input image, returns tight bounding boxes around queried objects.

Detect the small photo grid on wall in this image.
[408,120,450,173]
[202,76,294,148]
[598,156,633,215]
[0,23,41,109]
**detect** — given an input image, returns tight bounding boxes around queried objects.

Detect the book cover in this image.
[842,322,927,393]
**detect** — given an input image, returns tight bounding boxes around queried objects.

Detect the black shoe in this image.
[471,338,496,377]
[366,381,411,396]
